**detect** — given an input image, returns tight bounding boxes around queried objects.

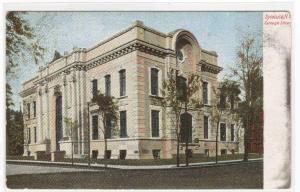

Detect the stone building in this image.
[20,20,241,160]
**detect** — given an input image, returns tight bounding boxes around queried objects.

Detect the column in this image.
[71,69,78,154]
[37,85,43,143]
[76,69,82,154]
[45,84,50,140]
[62,75,68,138]
[80,69,86,154]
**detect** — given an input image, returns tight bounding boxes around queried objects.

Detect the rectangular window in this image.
[92,115,98,140]
[202,82,208,105]
[120,111,127,137]
[27,103,30,119]
[204,115,209,139]
[220,123,226,141]
[119,150,127,160]
[151,110,160,137]
[33,101,36,118]
[152,149,161,159]
[220,94,226,109]
[105,118,112,139]
[34,127,37,143]
[105,75,111,97]
[231,124,235,141]
[230,95,235,110]
[221,149,227,155]
[92,79,98,97]
[119,69,126,97]
[28,128,31,144]
[151,68,159,96]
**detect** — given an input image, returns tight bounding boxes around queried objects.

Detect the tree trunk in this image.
[215,120,220,164]
[176,118,180,167]
[103,120,108,168]
[104,137,108,167]
[243,115,249,161]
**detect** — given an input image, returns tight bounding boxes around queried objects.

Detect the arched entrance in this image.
[55,95,62,151]
[180,113,192,143]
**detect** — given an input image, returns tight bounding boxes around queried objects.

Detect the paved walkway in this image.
[6,158,263,170]
[6,164,100,176]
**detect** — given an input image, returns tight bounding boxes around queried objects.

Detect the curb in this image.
[6,158,263,170]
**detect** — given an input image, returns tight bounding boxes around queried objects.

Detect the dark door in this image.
[180,113,192,143]
[55,96,62,151]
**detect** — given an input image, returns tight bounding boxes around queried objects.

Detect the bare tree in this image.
[92,92,118,168]
[161,68,201,167]
[211,79,240,163]
[231,34,263,161]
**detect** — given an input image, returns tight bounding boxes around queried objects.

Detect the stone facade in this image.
[20,20,242,160]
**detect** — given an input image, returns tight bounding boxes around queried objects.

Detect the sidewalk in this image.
[6,158,263,170]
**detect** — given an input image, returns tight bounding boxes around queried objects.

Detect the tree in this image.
[211,79,241,163]
[64,117,78,163]
[161,68,201,167]
[161,69,184,167]
[92,92,118,168]
[6,11,45,77]
[231,34,263,161]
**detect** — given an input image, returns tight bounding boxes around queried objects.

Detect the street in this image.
[6,161,263,189]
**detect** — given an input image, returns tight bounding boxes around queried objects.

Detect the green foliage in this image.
[92,93,119,128]
[6,11,45,76]
[7,109,24,156]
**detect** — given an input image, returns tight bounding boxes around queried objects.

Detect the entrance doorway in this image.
[55,95,62,151]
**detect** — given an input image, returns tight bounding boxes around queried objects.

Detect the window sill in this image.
[149,95,163,99]
[118,96,128,100]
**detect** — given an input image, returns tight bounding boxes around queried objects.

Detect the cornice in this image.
[86,39,174,70]
[19,86,37,98]
[199,60,223,74]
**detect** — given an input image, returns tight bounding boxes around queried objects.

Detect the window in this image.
[92,150,98,159]
[33,101,36,118]
[120,111,127,137]
[92,115,98,140]
[221,149,227,155]
[176,76,187,101]
[119,69,126,97]
[28,128,31,144]
[220,123,226,141]
[202,82,208,105]
[152,149,161,159]
[231,124,235,141]
[34,127,37,143]
[220,94,226,109]
[92,79,98,97]
[119,150,127,160]
[204,115,209,139]
[105,150,112,159]
[230,95,235,110]
[105,118,112,139]
[151,68,159,96]
[105,75,111,96]
[27,103,30,119]
[151,110,160,137]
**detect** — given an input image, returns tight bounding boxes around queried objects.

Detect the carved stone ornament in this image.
[54,85,62,96]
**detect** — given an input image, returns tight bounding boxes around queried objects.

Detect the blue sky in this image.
[8,11,262,109]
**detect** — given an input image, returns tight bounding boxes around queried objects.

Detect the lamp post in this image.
[87,102,91,167]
